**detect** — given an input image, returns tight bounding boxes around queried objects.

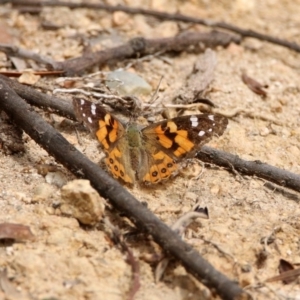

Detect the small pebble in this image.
[45,171,68,188]
[260,127,270,136]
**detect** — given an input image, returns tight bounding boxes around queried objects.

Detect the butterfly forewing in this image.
[142,114,228,160]
[73,97,125,148]
[73,97,110,134]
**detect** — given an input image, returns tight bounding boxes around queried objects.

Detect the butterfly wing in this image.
[142,114,228,160]
[73,98,228,185]
[73,98,135,184]
[138,114,228,183]
[138,114,227,184]
[137,145,179,184]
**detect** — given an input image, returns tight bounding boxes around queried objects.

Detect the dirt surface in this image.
[0,1,300,299]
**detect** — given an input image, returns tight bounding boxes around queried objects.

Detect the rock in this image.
[106,70,152,96]
[60,180,105,225]
[210,184,220,195]
[18,70,40,85]
[184,192,198,202]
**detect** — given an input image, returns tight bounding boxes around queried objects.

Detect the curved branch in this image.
[198,146,300,193]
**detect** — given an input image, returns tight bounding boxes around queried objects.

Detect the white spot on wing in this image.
[190,116,198,127]
[198,131,205,136]
[208,128,212,132]
[80,99,85,105]
[82,113,86,117]
[208,115,214,121]
[88,117,92,123]
[91,104,96,115]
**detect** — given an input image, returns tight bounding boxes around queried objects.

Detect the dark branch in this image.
[198,146,300,193]
[0,74,75,120]
[54,31,239,75]
[9,0,300,53]
[0,31,239,75]
[0,78,249,300]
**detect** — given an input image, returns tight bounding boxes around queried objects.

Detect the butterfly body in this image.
[73,98,228,185]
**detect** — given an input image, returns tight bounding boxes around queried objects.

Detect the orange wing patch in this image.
[154,122,195,157]
[142,151,177,183]
[143,164,160,183]
[173,130,195,157]
[96,119,109,149]
[154,125,173,148]
[96,114,119,150]
[105,147,133,184]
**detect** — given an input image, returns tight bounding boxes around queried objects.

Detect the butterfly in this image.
[73,97,228,185]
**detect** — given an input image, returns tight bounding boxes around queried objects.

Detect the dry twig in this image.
[0,74,75,119]
[54,31,239,75]
[265,259,300,284]
[0,43,57,67]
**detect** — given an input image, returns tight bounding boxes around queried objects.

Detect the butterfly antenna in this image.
[149,76,164,105]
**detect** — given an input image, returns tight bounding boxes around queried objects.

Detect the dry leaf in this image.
[241,70,268,97]
[279,259,297,284]
[265,259,300,284]
[0,223,35,241]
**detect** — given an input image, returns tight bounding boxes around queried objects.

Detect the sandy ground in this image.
[0,0,300,299]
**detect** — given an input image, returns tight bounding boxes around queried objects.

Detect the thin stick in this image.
[0,43,58,67]
[105,219,140,300]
